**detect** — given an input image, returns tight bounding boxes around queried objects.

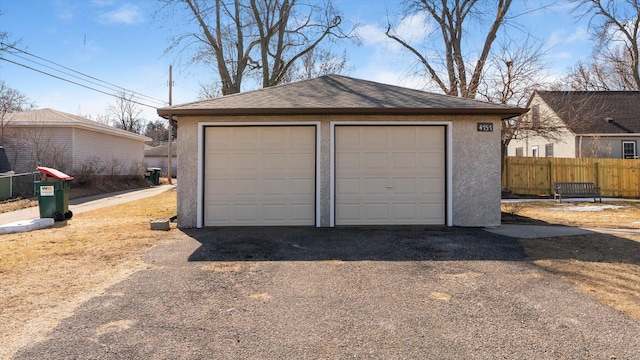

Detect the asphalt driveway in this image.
[14,226,640,359]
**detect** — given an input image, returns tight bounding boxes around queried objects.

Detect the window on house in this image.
[515,147,523,157]
[531,145,539,157]
[532,104,540,127]
[623,141,637,159]
[545,143,554,157]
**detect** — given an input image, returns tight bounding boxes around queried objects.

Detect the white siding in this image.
[73,128,146,175]
[2,127,73,173]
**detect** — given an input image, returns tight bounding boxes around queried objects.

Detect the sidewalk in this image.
[0,185,174,226]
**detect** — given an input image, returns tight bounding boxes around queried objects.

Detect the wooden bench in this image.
[553,182,602,203]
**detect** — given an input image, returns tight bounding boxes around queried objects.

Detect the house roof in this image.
[5,108,151,142]
[535,91,640,134]
[157,74,527,119]
[144,142,177,157]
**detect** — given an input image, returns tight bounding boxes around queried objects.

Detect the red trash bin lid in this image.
[37,166,74,181]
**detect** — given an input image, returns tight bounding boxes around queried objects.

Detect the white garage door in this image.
[335,125,446,225]
[204,126,316,226]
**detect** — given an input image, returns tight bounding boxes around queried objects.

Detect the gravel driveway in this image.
[14,226,640,359]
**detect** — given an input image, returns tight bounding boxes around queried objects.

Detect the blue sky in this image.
[0,0,593,121]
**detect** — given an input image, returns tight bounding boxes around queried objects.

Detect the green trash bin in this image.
[34,167,74,222]
[147,167,162,186]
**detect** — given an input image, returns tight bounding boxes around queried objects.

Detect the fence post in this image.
[549,160,554,195]
[595,162,600,189]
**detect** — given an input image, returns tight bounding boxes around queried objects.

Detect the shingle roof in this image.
[535,91,640,134]
[144,142,177,157]
[6,108,151,141]
[158,74,526,118]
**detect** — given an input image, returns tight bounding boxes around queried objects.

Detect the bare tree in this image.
[556,48,638,91]
[476,37,550,159]
[386,0,513,98]
[144,120,169,145]
[285,46,349,81]
[0,81,35,146]
[568,0,640,90]
[160,0,355,95]
[106,90,145,133]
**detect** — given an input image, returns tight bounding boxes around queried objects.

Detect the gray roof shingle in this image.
[6,108,151,141]
[536,91,640,134]
[158,74,526,118]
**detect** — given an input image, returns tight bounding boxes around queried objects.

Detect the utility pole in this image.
[167,65,173,185]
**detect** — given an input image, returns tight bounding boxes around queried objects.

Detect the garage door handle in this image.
[386,185,393,188]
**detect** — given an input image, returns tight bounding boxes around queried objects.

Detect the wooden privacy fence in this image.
[503,157,640,198]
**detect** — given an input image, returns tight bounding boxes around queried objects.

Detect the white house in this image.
[508,91,640,159]
[1,108,150,175]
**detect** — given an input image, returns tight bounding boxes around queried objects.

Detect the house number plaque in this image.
[477,122,493,132]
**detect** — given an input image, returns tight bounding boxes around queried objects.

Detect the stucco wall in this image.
[176,114,504,228]
[451,116,502,226]
[177,118,199,228]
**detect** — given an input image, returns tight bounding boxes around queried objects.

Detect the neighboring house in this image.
[157,75,526,228]
[144,142,177,177]
[508,91,640,159]
[0,108,150,175]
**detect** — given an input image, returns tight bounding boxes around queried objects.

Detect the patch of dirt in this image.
[0,189,177,360]
[502,200,640,323]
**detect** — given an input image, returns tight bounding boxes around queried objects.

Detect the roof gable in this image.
[5,108,150,141]
[158,74,526,118]
[535,91,640,134]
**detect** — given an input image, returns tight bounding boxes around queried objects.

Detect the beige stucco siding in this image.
[451,116,502,226]
[176,114,503,228]
[73,128,146,175]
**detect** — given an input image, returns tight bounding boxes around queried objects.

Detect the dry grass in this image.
[502,200,640,323]
[0,177,155,215]
[0,188,177,360]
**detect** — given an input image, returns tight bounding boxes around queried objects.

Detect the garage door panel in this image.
[364,127,388,144]
[262,153,288,169]
[336,126,445,225]
[392,152,417,169]
[336,178,359,195]
[336,203,360,221]
[337,152,360,168]
[364,204,388,220]
[232,129,258,146]
[290,153,315,169]
[391,178,416,193]
[205,126,316,226]
[289,178,315,195]
[392,203,417,220]
[364,152,388,169]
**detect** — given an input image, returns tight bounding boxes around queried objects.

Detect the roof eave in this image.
[157,107,528,119]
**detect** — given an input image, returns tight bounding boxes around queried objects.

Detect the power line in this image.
[0,42,168,108]
[0,56,160,110]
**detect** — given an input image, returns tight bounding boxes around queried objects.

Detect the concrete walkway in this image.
[0,185,174,226]
[485,224,640,239]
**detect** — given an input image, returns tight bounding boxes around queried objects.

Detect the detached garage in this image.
[157,75,526,228]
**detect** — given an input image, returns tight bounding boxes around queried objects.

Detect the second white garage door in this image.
[335,125,446,225]
[204,126,316,226]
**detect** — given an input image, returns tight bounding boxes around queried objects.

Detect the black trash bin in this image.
[34,166,74,222]
[146,167,162,186]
